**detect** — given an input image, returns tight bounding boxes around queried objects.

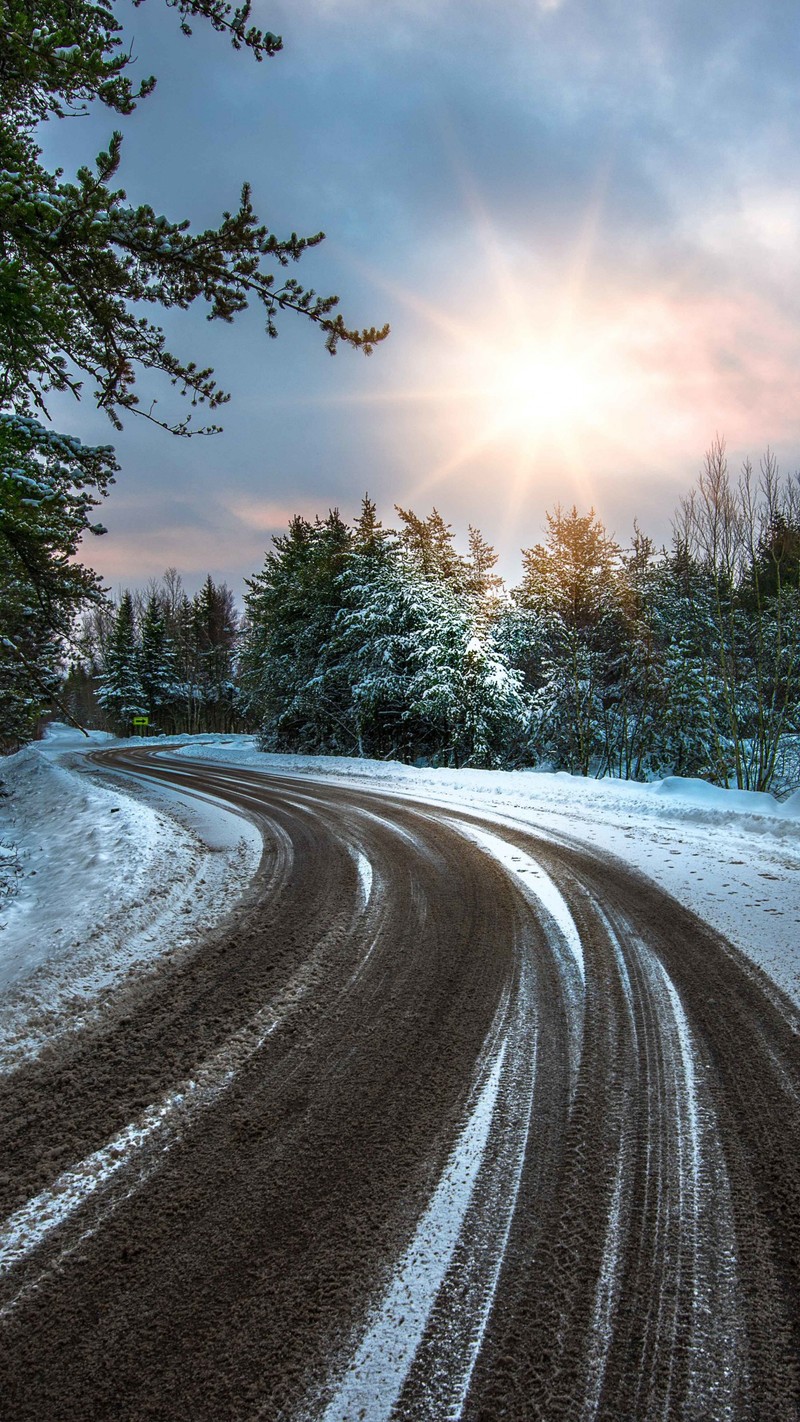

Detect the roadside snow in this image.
[0,727,797,1074]
[0,727,262,1071]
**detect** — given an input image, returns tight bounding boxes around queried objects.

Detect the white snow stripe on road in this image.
[420,956,538,1421]
[352,848,373,905]
[317,944,538,1422]
[585,1141,627,1420]
[655,959,701,1209]
[354,807,433,856]
[0,1089,192,1276]
[455,822,585,982]
[0,1015,279,1290]
[318,1038,509,1422]
[583,907,634,1418]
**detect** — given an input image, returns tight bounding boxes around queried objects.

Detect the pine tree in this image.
[1,0,388,435]
[395,506,469,589]
[97,592,147,729]
[241,511,352,749]
[139,593,179,728]
[516,506,623,775]
[192,576,239,731]
[0,412,116,746]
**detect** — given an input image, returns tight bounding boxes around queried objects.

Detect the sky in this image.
[42,0,800,596]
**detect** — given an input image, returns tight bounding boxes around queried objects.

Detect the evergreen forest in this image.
[62,440,800,794]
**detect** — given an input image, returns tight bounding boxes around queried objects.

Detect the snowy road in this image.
[0,748,798,1419]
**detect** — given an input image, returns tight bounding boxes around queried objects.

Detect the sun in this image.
[314,175,665,514]
[478,337,611,443]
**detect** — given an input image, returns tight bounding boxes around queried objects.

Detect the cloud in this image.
[225,495,325,531]
[43,0,800,591]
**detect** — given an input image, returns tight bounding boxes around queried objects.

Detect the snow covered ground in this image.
[0,726,261,1070]
[0,726,797,1073]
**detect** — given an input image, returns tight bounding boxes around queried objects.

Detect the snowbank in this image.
[171,739,800,828]
[0,728,262,1071]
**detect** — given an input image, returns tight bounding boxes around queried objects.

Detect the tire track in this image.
[0,754,521,1418]
[435,811,797,1421]
[0,753,797,1420]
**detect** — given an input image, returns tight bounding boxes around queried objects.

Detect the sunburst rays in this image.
[311,157,703,536]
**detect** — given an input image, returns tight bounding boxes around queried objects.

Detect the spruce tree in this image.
[97,591,147,730]
[139,593,178,729]
[516,506,623,775]
[466,524,504,608]
[0,412,115,746]
[192,576,239,731]
[241,511,352,750]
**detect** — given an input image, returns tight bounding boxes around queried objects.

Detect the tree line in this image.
[236,442,800,791]
[65,571,242,736]
[19,439,800,793]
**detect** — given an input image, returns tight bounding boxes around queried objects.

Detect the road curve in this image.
[0,749,798,1420]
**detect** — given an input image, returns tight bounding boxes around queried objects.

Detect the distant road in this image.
[0,748,798,1420]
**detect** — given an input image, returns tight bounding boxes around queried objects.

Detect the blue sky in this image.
[43,0,800,593]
